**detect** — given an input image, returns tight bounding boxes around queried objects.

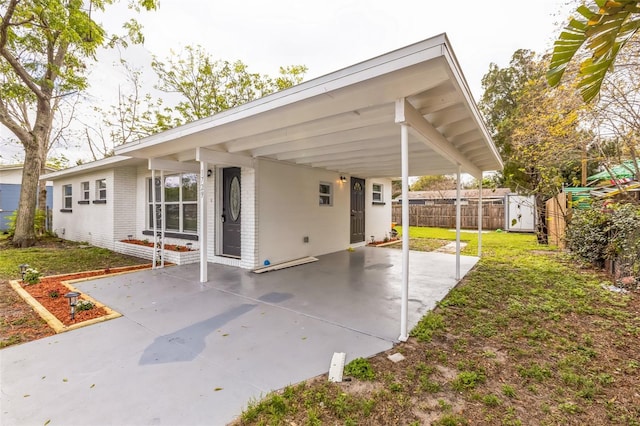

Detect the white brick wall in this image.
[113,167,137,241]
[113,241,200,265]
[240,165,257,269]
[51,170,116,250]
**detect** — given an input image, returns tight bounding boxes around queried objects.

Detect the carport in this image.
[0,247,478,425]
[115,33,502,341]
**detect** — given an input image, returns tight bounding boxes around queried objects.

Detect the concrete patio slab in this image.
[1,247,478,425]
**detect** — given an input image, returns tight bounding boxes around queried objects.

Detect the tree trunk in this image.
[12,144,42,247]
[535,194,548,245]
[37,152,49,235]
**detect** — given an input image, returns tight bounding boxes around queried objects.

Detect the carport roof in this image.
[115,33,502,179]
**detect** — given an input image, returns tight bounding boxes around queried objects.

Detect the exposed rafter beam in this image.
[395,98,482,178]
[310,150,432,168]
[295,145,403,165]
[148,158,200,173]
[196,147,254,169]
[250,124,396,157]
[276,137,393,161]
[225,104,394,153]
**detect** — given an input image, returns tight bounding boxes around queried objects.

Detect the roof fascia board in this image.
[440,39,503,171]
[41,155,135,180]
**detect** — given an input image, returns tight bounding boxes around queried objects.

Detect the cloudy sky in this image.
[1,0,575,164]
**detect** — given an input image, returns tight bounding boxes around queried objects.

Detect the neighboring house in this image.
[43,34,503,279]
[0,164,54,231]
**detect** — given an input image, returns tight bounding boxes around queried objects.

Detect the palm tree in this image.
[547,0,640,102]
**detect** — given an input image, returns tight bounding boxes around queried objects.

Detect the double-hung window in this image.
[62,184,72,209]
[372,183,384,204]
[81,181,90,201]
[96,179,107,201]
[319,182,332,206]
[148,173,198,233]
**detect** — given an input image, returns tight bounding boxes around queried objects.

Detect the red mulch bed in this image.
[121,239,192,252]
[20,265,150,327]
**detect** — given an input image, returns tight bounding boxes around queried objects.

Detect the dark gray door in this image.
[350,177,365,244]
[222,167,241,257]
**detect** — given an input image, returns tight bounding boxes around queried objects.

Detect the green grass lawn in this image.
[0,235,147,281]
[234,227,640,426]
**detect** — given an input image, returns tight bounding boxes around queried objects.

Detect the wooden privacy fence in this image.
[392,204,505,230]
[546,193,568,248]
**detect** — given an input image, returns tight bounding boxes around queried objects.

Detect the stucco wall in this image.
[255,158,391,266]
[365,179,394,242]
[52,170,116,249]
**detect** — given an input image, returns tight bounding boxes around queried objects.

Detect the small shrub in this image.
[22,268,42,285]
[565,202,640,276]
[344,357,375,381]
[75,300,95,312]
[48,290,60,298]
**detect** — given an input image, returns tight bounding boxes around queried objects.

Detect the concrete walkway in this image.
[1,247,478,425]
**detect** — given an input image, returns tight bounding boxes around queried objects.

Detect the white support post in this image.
[455,165,461,280]
[151,169,157,269]
[199,161,208,283]
[159,170,165,268]
[399,123,410,342]
[478,177,483,257]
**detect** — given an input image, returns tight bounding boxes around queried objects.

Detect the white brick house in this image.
[44,34,502,339]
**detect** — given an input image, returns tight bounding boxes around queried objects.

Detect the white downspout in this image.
[199,161,208,283]
[399,123,410,342]
[456,165,461,281]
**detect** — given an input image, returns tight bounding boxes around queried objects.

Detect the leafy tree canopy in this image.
[409,175,456,192]
[0,0,158,247]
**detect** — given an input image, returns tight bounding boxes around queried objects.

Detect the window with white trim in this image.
[372,183,384,203]
[96,179,107,200]
[81,181,90,201]
[62,184,72,209]
[147,173,198,233]
[319,182,332,206]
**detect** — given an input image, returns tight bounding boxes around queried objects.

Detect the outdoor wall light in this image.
[340,175,347,183]
[18,264,29,281]
[64,292,80,320]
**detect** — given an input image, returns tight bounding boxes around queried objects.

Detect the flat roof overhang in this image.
[115,33,502,179]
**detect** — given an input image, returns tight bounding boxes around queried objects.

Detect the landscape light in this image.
[64,292,80,320]
[18,264,29,281]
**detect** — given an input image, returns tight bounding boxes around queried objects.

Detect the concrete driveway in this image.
[0,247,478,425]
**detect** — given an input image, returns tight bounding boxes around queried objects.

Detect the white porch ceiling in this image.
[116,34,502,179]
